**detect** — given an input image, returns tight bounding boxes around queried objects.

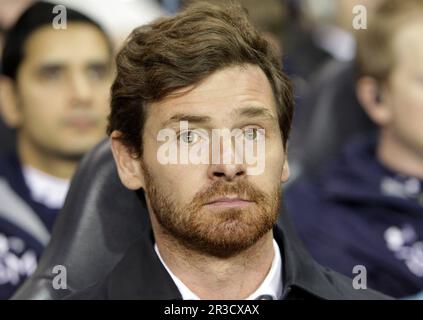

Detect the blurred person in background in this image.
[0,0,33,158]
[286,0,423,298]
[286,0,384,182]
[0,1,113,299]
[301,0,382,63]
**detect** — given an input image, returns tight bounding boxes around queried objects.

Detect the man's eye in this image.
[39,67,62,80]
[244,128,260,141]
[87,65,108,80]
[178,130,200,144]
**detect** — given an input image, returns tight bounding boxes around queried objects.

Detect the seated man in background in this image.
[286,0,423,298]
[0,2,113,299]
[68,2,387,300]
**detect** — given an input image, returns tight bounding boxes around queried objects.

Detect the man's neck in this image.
[17,135,77,180]
[152,217,275,300]
[377,130,423,180]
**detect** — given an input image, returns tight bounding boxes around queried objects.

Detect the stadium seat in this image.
[12,139,150,299]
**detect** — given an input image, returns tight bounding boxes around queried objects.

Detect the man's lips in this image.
[63,116,98,130]
[204,197,255,208]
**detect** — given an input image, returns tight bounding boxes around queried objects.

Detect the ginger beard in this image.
[143,165,281,258]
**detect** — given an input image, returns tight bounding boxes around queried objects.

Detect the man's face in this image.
[124,64,289,257]
[14,22,112,158]
[384,20,423,156]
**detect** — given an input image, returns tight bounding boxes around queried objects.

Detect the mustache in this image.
[190,180,269,209]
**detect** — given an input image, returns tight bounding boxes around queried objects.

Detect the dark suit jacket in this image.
[67,212,390,300]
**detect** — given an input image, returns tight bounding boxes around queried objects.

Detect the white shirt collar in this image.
[154,239,282,300]
[22,166,70,209]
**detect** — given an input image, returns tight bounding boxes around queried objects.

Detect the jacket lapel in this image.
[276,210,343,300]
[108,229,182,300]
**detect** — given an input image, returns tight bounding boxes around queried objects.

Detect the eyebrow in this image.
[87,61,110,68]
[232,106,276,121]
[37,59,110,70]
[37,63,65,71]
[162,113,213,128]
[161,106,276,128]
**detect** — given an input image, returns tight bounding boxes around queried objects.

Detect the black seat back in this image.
[12,140,150,299]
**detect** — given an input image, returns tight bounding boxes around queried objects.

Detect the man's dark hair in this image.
[107,1,294,158]
[1,1,112,81]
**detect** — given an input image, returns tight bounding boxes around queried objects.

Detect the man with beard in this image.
[68,2,387,300]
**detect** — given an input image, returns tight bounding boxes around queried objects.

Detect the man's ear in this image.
[0,76,23,128]
[110,131,145,190]
[281,152,290,183]
[356,76,392,126]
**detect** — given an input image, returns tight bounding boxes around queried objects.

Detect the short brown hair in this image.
[356,0,423,83]
[107,1,294,158]
[183,0,287,39]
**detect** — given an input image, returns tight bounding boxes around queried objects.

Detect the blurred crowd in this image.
[0,0,422,300]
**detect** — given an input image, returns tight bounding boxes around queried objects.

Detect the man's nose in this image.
[207,136,247,181]
[69,71,92,106]
[208,162,246,181]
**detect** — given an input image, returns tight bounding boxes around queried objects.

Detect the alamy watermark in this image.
[52,5,67,30]
[352,4,368,30]
[52,264,67,290]
[352,265,367,290]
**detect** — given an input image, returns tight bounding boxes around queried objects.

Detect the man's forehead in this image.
[149,64,278,125]
[393,21,423,65]
[23,23,110,64]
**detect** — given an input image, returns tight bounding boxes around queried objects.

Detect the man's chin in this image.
[53,141,102,160]
[173,217,272,258]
